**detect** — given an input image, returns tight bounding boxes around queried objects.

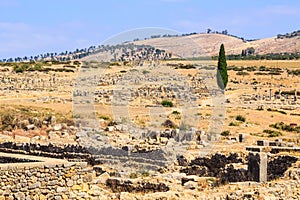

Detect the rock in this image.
[69,192,76,199]
[66,180,74,187]
[47,180,59,186]
[61,131,69,138]
[26,124,35,130]
[72,185,81,190]
[76,131,88,138]
[54,124,62,131]
[177,155,188,166]
[56,186,67,193]
[160,137,168,144]
[82,183,89,192]
[5,196,14,200]
[83,173,94,183]
[96,172,110,184]
[39,194,47,200]
[107,126,115,132]
[184,181,198,190]
[115,125,122,131]
[88,185,103,196]
[54,196,62,200]
[14,193,25,200]
[14,135,30,143]
[50,116,57,124]
[77,192,87,198]
[48,131,61,140]
[28,182,41,190]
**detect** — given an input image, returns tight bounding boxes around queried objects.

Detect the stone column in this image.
[248,152,267,182]
[259,152,267,182]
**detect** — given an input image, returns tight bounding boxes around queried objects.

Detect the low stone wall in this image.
[0,153,102,199]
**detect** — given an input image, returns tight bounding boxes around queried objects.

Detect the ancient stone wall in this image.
[0,161,102,199]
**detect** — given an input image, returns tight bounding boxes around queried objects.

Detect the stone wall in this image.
[0,157,102,199]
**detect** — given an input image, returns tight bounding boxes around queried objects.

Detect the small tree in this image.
[217,44,228,89]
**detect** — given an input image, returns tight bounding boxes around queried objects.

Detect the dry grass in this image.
[227,60,300,69]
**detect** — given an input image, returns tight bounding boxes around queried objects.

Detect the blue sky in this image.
[1,0,300,58]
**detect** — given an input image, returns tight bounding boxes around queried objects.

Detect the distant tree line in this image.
[277,30,300,39]
[214,51,300,60]
[0,43,155,63]
[224,53,300,60]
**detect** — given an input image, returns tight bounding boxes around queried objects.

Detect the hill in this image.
[2,31,300,62]
[133,33,300,58]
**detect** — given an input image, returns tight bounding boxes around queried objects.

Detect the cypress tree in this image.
[217,44,228,89]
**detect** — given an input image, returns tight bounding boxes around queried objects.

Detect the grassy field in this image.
[227,60,300,69]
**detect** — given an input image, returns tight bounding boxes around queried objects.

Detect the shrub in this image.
[172,110,180,115]
[161,100,173,107]
[98,115,110,121]
[109,62,121,66]
[236,115,246,122]
[267,108,287,115]
[129,173,137,179]
[269,122,300,133]
[221,130,230,136]
[142,70,150,74]
[229,122,239,126]
[73,61,81,65]
[236,71,250,76]
[263,129,282,137]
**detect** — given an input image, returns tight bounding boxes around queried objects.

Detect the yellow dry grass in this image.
[227,60,300,69]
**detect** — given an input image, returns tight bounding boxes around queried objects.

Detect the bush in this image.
[73,61,81,65]
[269,122,300,133]
[172,110,180,115]
[109,62,121,66]
[263,129,282,137]
[129,173,137,179]
[236,71,250,76]
[142,70,150,74]
[229,122,239,126]
[236,115,246,122]
[221,130,230,136]
[267,108,287,115]
[161,100,173,107]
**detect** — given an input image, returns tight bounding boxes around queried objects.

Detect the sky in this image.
[0,0,300,59]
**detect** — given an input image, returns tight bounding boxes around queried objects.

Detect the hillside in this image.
[3,32,300,62]
[132,33,300,58]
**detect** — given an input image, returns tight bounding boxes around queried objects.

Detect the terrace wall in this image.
[0,153,103,199]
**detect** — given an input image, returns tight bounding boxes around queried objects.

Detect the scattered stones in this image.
[106,178,169,193]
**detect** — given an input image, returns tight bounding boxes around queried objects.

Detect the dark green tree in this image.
[217,44,228,89]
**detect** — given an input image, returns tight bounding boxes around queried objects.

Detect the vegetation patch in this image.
[236,71,250,76]
[161,100,173,107]
[236,115,246,122]
[220,130,230,136]
[263,129,283,137]
[269,122,300,133]
[229,122,240,126]
[267,108,287,115]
